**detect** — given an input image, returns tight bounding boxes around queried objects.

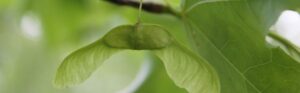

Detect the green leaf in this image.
[153,42,220,93]
[182,0,300,93]
[54,39,121,88]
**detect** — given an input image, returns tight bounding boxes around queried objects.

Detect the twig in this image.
[103,0,181,18]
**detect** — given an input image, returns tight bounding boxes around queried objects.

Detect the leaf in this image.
[153,42,220,93]
[54,39,121,88]
[182,0,300,93]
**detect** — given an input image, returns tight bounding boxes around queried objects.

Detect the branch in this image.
[104,0,180,18]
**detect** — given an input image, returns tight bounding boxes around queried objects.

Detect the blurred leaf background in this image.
[1,0,300,93]
[0,0,188,93]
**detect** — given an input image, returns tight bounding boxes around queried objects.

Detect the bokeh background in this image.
[0,0,299,93]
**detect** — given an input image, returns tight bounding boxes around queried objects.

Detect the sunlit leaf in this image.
[153,42,220,93]
[54,39,122,88]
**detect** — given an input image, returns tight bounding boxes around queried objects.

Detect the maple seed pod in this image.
[103,24,172,50]
[103,25,133,49]
[131,24,172,49]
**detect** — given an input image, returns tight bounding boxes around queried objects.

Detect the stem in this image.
[268,31,300,63]
[268,32,294,48]
[137,0,143,23]
[268,32,300,53]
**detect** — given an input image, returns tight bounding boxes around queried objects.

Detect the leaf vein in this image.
[185,0,231,13]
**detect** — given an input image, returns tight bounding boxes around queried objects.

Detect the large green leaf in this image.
[153,42,220,93]
[182,0,300,93]
[54,39,121,87]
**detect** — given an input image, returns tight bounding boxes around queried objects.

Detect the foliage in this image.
[1,0,300,93]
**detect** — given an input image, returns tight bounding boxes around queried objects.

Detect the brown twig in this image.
[103,0,180,17]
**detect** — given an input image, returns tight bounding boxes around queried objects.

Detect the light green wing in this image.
[153,42,220,93]
[54,40,122,88]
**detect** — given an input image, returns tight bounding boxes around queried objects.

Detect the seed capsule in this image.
[103,25,133,49]
[103,24,172,50]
